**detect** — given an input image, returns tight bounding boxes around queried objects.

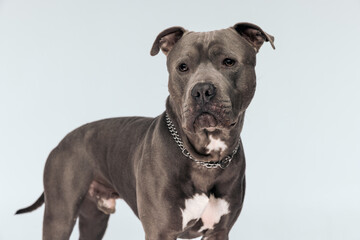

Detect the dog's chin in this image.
[190,112,236,133]
[193,113,218,132]
[182,112,237,134]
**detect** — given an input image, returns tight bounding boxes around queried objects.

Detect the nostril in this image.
[205,85,216,98]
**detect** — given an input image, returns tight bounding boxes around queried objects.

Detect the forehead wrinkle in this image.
[202,31,217,49]
[173,30,241,65]
[191,31,221,61]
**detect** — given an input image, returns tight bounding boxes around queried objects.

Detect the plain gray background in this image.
[1,0,360,239]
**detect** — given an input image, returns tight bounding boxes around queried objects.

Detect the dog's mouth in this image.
[191,112,237,133]
[193,113,218,132]
[181,100,238,133]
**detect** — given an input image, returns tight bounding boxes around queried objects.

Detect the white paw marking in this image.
[181,194,230,231]
[206,135,228,154]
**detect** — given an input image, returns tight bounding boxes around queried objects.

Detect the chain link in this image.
[165,113,240,169]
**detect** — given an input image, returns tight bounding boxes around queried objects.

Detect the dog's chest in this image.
[181,193,230,232]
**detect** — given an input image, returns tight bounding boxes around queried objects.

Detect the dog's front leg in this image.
[202,230,229,240]
[136,185,182,240]
[144,233,177,240]
[138,200,180,240]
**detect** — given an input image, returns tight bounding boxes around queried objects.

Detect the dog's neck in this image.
[166,97,244,162]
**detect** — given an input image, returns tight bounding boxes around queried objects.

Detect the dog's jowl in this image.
[16,22,275,240]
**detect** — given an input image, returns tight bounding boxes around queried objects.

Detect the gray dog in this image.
[16,22,275,240]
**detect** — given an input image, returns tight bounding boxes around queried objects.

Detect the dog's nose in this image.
[191,82,216,104]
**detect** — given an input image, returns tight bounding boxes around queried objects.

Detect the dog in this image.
[16,22,275,240]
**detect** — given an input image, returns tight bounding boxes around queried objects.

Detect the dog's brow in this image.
[200,31,216,48]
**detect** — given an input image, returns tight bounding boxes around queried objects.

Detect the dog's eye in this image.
[223,58,236,67]
[178,63,189,72]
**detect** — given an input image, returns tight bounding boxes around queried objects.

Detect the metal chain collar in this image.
[165,113,240,169]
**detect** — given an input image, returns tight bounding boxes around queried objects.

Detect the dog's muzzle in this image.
[184,82,234,132]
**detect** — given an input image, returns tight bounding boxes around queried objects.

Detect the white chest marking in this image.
[181,194,230,231]
[181,194,209,229]
[198,195,230,232]
[206,135,228,154]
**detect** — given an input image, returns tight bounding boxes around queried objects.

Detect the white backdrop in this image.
[1,0,360,239]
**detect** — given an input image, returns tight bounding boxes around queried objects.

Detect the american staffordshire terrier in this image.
[16,22,275,240]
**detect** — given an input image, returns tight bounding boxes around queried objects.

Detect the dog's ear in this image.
[150,26,186,56]
[233,22,275,52]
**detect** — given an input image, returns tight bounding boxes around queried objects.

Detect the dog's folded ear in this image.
[151,27,186,56]
[233,22,275,52]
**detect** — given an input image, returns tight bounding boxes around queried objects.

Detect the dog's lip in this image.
[193,112,218,129]
[205,127,217,132]
[189,111,237,131]
[230,121,237,127]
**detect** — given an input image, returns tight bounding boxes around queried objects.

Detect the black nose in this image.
[191,82,216,104]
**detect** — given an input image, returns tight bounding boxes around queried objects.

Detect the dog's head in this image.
[151,23,274,158]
